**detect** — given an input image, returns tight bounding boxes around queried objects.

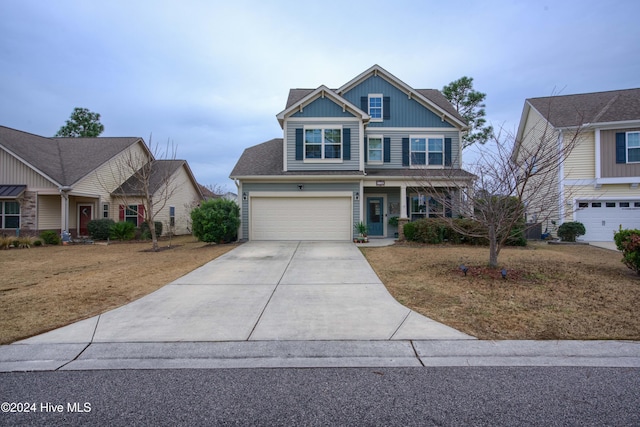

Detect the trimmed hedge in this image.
[191,198,240,243]
[403,217,526,247]
[557,221,586,242]
[87,219,115,240]
[39,230,61,245]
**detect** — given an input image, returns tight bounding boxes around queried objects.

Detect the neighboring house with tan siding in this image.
[514,89,640,241]
[0,126,203,238]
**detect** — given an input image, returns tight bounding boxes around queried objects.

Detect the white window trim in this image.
[368,94,383,122]
[1,200,21,229]
[303,125,343,163]
[409,134,445,168]
[102,203,110,219]
[367,134,384,165]
[125,205,139,226]
[626,131,640,164]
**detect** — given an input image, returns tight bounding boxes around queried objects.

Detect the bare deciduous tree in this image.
[104,136,180,252]
[413,111,585,268]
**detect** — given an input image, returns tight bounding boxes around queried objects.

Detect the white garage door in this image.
[250,196,352,241]
[575,200,640,241]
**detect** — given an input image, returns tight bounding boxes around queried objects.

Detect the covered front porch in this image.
[360,178,466,239]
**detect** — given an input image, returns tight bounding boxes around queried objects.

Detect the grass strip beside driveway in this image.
[0,236,237,344]
[362,242,640,340]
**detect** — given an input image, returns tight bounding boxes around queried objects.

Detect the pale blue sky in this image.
[1,0,638,190]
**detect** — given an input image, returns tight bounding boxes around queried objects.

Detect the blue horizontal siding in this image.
[364,130,461,169]
[286,120,360,171]
[342,75,454,128]
[291,96,356,118]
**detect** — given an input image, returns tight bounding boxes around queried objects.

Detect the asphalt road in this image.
[1,367,639,426]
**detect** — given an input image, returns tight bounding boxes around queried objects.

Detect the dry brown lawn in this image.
[0,236,238,344]
[362,242,640,340]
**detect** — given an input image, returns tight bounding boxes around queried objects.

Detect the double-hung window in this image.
[368,136,383,164]
[628,132,640,163]
[125,205,139,226]
[304,127,342,160]
[410,136,444,167]
[1,201,20,229]
[368,94,383,121]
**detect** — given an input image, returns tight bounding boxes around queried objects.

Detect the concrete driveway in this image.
[20,241,473,344]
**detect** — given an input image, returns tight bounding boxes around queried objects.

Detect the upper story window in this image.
[410,136,444,167]
[1,201,20,229]
[368,94,383,121]
[368,136,383,164]
[628,132,640,163]
[305,127,342,160]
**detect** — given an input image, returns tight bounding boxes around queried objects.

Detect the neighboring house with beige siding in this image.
[0,126,203,238]
[514,88,640,241]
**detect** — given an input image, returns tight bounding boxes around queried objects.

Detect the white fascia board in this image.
[231,175,365,182]
[286,117,362,122]
[276,85,369,127]
[337,64,467,130]
[364,127,460,132]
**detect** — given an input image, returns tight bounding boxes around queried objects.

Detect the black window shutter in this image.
[361,96,368,113]
[402,138,409,166]
[616,132,626,163]
[384,137,391,163]
[364,137,368,162]
[383,97,390,120]
[343,128,351,160]
[295,128,303,160]
[444,138,452,166]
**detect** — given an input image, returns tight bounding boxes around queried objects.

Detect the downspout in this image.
[557,131,565,226]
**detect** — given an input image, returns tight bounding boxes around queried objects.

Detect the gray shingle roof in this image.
[230,138,284,176]
[112,160,187,196]
[364,168,475,179]
[527,88,640,128]
[0,125,141,186]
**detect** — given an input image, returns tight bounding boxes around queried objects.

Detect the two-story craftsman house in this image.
[230,65,474,241]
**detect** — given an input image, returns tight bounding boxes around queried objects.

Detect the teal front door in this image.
[367,197,384,236]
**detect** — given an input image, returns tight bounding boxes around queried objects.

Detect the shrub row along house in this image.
[515,89,640,241]
[230,65,475,241]
[0,126,203,238]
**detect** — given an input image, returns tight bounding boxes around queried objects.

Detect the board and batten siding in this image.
[341,75,456,129]
[290,96,356,118]
[285,119,360,171]
[240,182,361,240]
[1,149,57,188]
[364,129,461,169]
[563,131,595,180]
[73,143,149,197]
[600,128,640,178]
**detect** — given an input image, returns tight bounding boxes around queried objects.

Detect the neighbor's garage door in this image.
[250,196,352,241]
[575,200,640,241]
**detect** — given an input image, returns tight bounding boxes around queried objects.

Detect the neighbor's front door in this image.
[79,205,92,236]
[367,197,384,236]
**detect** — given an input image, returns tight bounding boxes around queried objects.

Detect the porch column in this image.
[398,183,408,240]
[60,191,69,232]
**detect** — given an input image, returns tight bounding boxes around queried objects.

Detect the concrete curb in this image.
[1,340,639,372]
